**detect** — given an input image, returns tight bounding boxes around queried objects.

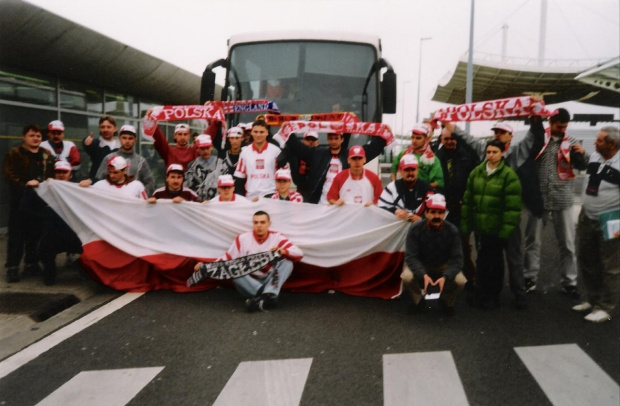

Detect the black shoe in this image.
[562,285,580,300]
[6,266,20,283]
[260,293,278,309]
[245,297,265,313]
[524,278,536,293]
[514,295,528,310]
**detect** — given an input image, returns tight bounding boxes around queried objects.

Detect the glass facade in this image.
[0,65,200,229]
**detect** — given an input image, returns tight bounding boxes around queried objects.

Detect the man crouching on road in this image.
[401,194,466,316]
[195,211,303,312]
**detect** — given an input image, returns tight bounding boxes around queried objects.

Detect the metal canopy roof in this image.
[0,0,200,104]
[432,56,620,108]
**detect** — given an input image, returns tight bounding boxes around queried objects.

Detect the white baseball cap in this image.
[426,194,446,210]
[411,124,429,136]
[491,123,513,133]
[275,168,292,180]
[217,174,235,187]
[166,163,184,174]
[119,124,136,136]
[227,127,243,138]
[194,134,213,147]
[107,156,128,170]
[399,154,419,169]
[175,123,190,133]
[304,131,319,140]
[54,161,72,171]
[48,120,64,132]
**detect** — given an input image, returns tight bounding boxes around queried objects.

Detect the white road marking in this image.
[383,352,469,406]
[35,367,163,406]
[0,292,144,380]
[213,358,313,406]
[515,343,620,406]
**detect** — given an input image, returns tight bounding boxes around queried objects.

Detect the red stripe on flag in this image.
[80,240,404,299]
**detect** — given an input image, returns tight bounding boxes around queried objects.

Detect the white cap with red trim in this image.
[217,174,234,187]
[275,168,292,180]
[166,164,184,174]
[54,161,72,171]
[48,120,64,131]
[411,124,429,136]
[399,154,419,169]
[119,124,136,136]
[107,156,128,170]
[194,134,213,147]
[426,194,447,210]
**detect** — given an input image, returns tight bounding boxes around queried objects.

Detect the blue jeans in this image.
[233,259,294,299]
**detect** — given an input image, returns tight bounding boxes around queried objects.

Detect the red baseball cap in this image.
[348,145,366,159]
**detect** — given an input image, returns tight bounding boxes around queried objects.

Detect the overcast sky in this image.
[28,0,620,134]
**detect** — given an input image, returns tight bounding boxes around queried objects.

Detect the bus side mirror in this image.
[382,69,397,114]
[201,59,228,103]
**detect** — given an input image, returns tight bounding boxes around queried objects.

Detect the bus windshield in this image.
[226,40,379,123]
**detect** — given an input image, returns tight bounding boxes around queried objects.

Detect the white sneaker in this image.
[572,302,592,312]
[584,310,611,323]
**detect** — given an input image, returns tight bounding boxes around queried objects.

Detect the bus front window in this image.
[227,40,379,122]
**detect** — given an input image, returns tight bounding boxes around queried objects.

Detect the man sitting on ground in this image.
[194,210,303,312]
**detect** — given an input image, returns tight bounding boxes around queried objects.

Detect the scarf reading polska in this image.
[187,251,281,286]
[430,96,555,128]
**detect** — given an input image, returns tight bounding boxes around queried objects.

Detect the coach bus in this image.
[200,31,397,126]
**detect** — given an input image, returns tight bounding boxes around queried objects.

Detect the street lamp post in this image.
[415,37,432,124]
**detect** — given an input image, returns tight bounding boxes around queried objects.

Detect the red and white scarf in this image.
[273,120,395,146]
[536,128,575,180]
[264,112,360,126]
[430,96,555,128]
[141,101,279,139]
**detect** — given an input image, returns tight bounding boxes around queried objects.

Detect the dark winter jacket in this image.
[461,159,522,239]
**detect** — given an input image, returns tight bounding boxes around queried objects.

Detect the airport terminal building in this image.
[0,0,203,229]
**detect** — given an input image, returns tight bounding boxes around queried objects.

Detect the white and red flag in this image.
[36,180,408,299]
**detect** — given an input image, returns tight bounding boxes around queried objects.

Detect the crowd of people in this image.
[3,111,618,321]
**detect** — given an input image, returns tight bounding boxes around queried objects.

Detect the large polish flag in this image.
[37,180,409,299]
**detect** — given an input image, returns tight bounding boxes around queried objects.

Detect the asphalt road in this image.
[1,281,618,405]
[0,209,618,406]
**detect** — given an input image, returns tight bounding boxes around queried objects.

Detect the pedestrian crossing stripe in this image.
[383,351,469,405]
[27,345,620,406]
[515,344,620,406]
[213,358,313,406]
[35,367,164,406]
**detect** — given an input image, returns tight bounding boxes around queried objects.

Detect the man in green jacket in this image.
[461,139,522,309]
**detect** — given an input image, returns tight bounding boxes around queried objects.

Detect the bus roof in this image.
[228,31,382,53]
